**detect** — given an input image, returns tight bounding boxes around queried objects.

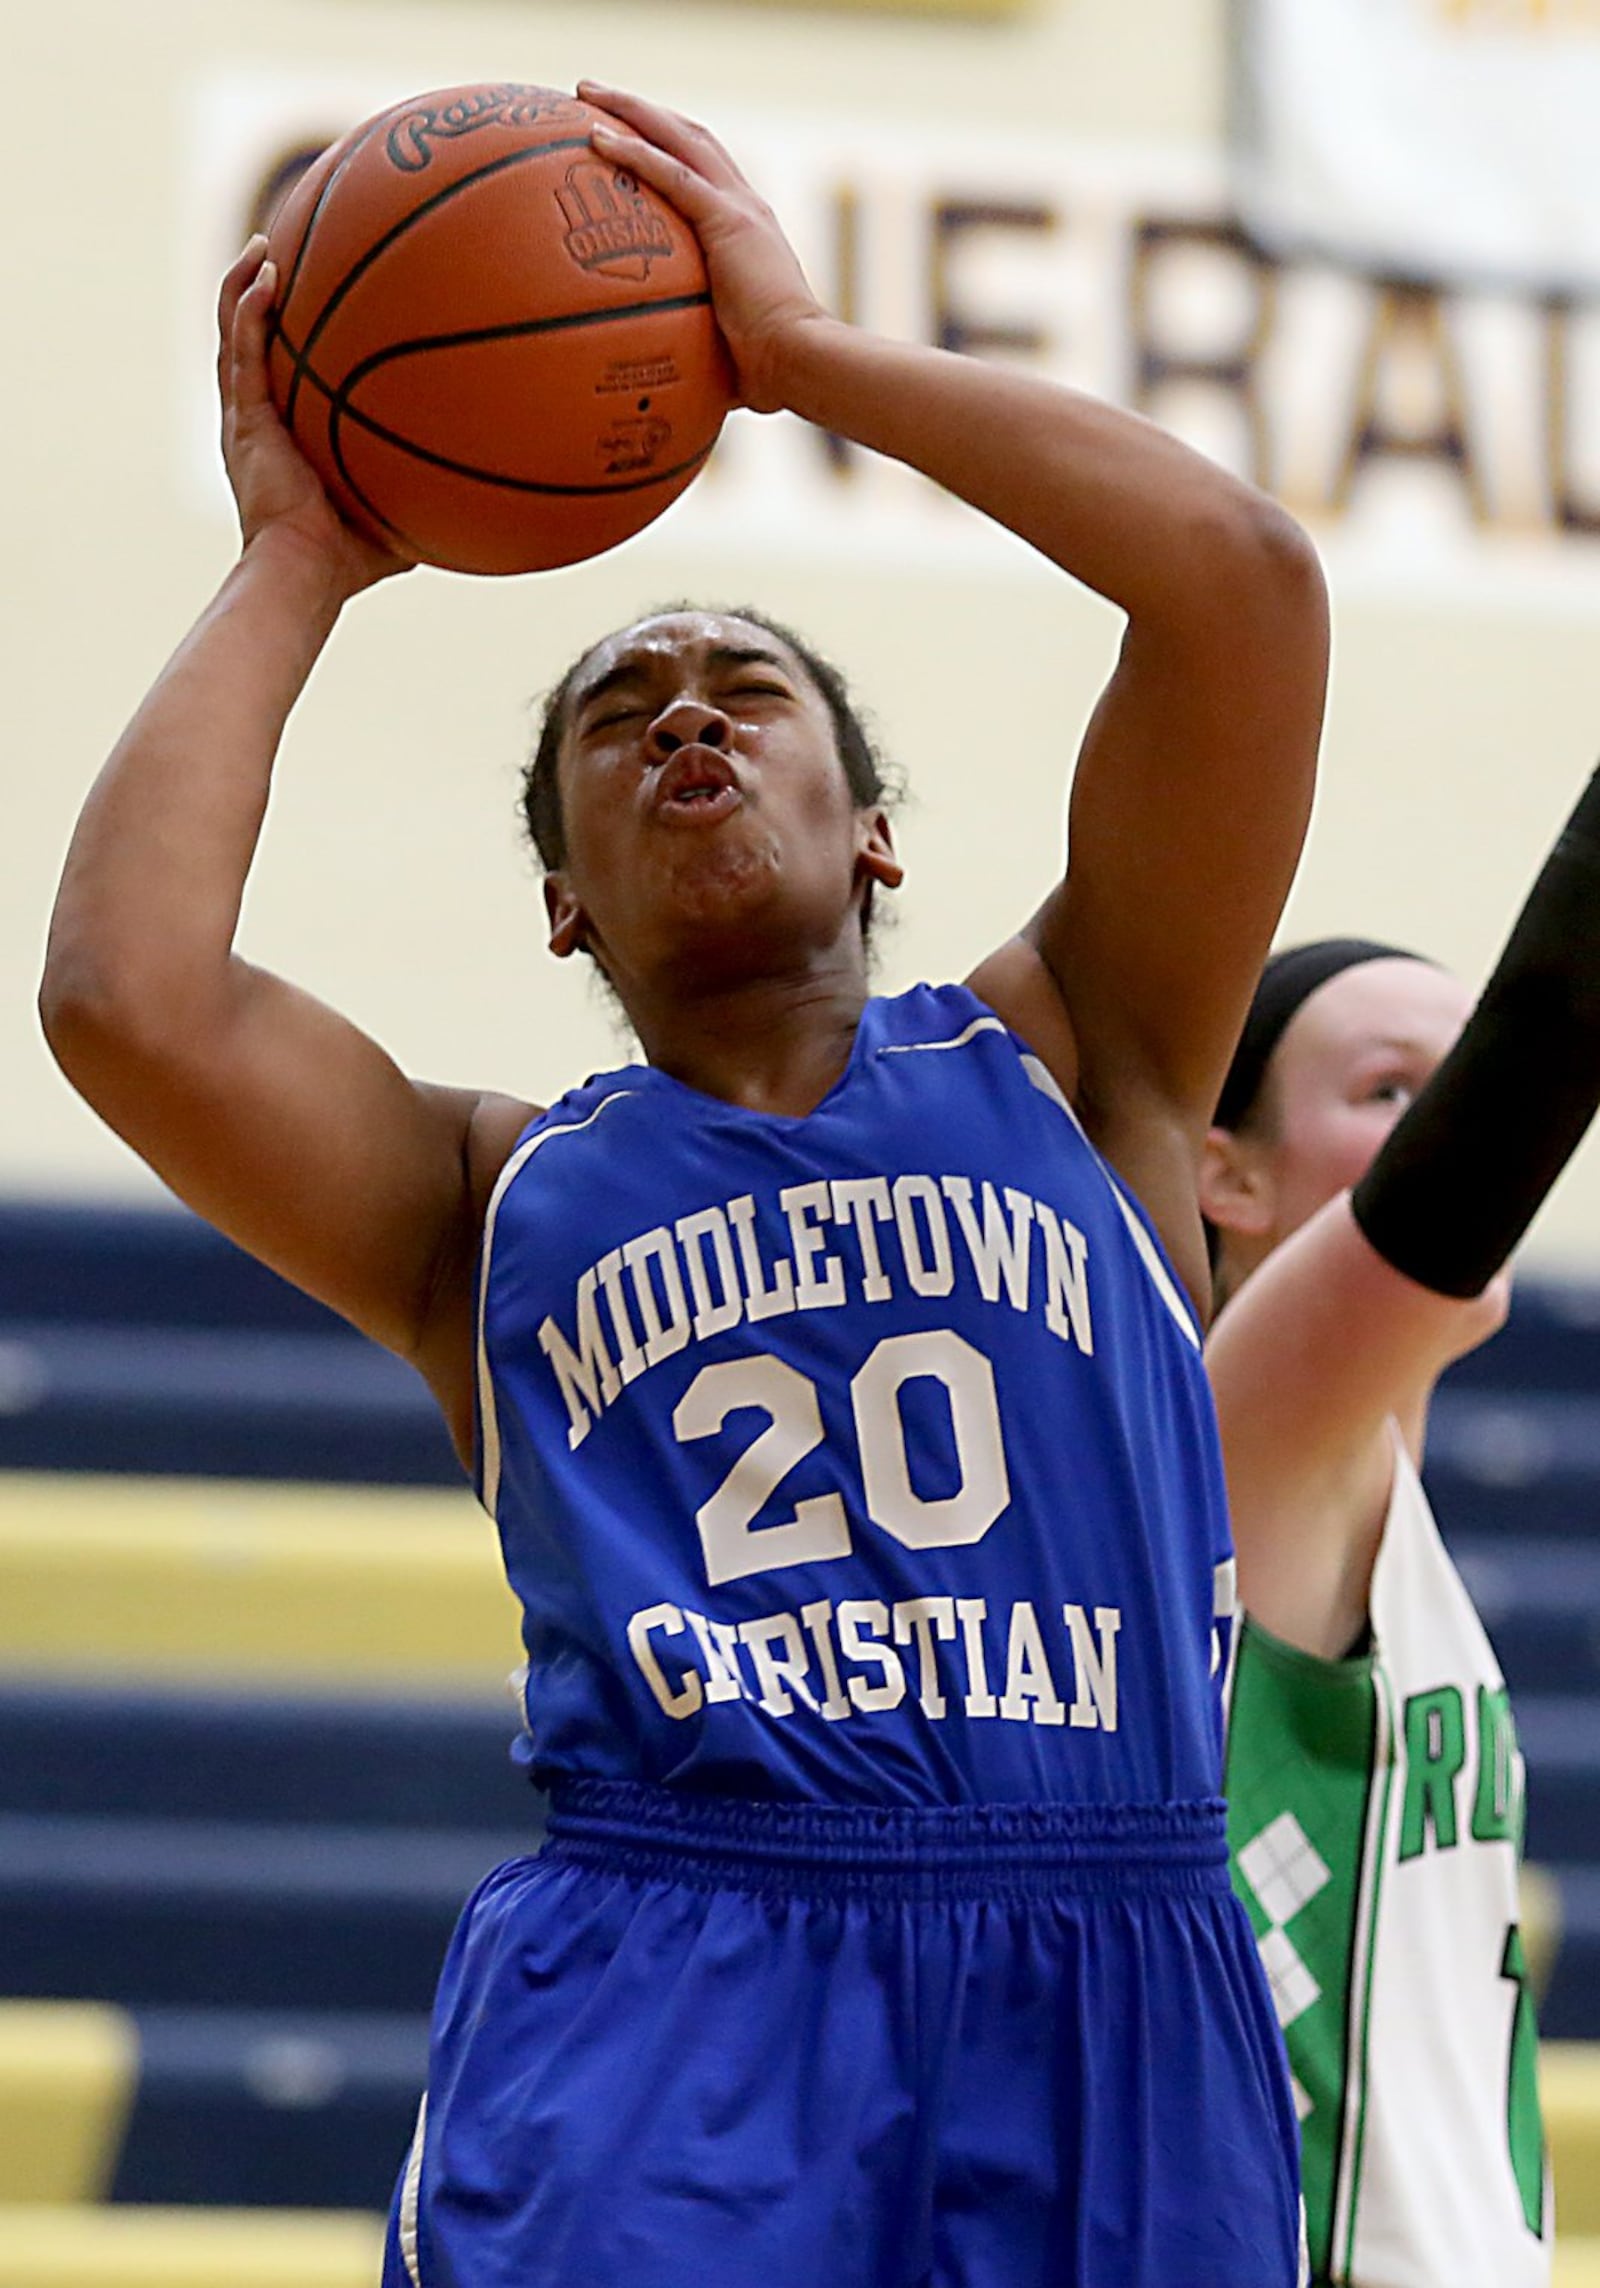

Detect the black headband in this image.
[1214,938,1425,1131]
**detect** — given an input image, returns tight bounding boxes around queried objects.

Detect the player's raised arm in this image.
[38,240,532,1459]
[1206,770,1600,1655]
[581,83,1329,1309]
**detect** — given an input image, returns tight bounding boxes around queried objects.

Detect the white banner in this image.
[179,70,1600,596]
[1235,0,1600,292]
[178,72,1205,578]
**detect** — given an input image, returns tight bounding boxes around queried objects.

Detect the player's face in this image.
[1257,958,1474,1247]
[544,612,898,993]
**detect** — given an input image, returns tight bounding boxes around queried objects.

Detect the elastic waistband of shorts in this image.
[541,1780,1230,1901]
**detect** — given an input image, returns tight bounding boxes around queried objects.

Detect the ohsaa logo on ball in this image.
[557,163,675,282]
[598,413,674,475]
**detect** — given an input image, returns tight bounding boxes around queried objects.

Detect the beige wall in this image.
[11,0,1600,1271]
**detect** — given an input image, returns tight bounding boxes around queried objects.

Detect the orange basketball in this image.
[263,84,734,576]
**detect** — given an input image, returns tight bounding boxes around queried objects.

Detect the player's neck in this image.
[632,967,872,1118]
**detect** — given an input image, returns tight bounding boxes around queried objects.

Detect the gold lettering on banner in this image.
[1544,294,1600,532]
[1438,0,1600,28]
[1332,280,1488,521]
[819,185,863,479]
[1128,219,1276,492]
[929,201,1057,360]
[733,0,1028,14]
[231,126,1600,555]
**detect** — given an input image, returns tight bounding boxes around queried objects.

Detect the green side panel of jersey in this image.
[1500,1924,1548,2238]
[1226,1618,1380,2282]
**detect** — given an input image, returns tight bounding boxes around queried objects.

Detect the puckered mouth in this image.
[652,746,742,811]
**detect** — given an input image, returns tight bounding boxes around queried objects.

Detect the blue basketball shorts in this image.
[382,1781,1304,2288]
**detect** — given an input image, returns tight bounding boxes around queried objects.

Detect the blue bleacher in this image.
[0,1682,527,1830]
[5,1195,1600,2205]
[0,1810,521,2011]
[0,1675,539,2205]
[112,2008,429,2209]
[1453,1542,1600,1694]
[0,1199,459,1484]
[0,1201,493,2203]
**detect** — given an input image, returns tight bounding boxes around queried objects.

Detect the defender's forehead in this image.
[1282,957,1471,1065]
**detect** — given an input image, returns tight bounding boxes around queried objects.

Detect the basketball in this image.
[263,83,734,576]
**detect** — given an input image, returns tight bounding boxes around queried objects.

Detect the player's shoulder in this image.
[866,977,1018,1048]
[963,937,1080,1102]
[459,1088,546,1222]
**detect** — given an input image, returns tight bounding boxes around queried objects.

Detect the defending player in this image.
[1203,780,1600,2283]
[40,86,1328,2285]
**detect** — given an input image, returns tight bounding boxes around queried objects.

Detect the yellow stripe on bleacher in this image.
[0,2204,384,2287]
[0,1474,522,1696]
[736,0,1027,12]
[2,2210,1596,2288]
[0,2007,136,2205]
[1547,2040,1600,2236]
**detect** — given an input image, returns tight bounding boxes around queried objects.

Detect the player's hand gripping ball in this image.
[263,83,734,575]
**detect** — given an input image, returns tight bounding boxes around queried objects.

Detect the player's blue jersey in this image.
[476,984,1236,1808]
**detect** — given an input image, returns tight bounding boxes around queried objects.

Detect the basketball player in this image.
[1202,775,1600,2284]
[40,87,1328,2285]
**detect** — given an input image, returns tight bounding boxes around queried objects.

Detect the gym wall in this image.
[11,0,1600,1266]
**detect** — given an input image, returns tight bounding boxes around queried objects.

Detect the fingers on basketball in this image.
[582,84,744,190]
[217,241,272,396]
[592,125,712,228]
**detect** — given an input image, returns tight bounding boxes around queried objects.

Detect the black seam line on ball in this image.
[323,440,715,569]
[325,372,718,497]
[274,290,714,406]
[322,456,416,554]
[283,134,603,417]
[277,110,403,430]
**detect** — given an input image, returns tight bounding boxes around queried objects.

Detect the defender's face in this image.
[546,612,892,988]
[1259,957,1474,1246]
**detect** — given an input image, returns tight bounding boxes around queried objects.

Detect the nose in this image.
[646,695,730,758]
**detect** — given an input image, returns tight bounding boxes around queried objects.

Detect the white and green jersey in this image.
[1224,1433,1550,2286]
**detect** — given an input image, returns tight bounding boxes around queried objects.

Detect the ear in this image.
[857,808,905,895]
[1199,1124,1277,1240]
[544,873,587,961]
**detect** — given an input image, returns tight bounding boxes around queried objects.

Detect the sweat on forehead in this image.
[567,612,809,716]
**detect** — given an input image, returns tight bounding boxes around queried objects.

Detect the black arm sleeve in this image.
[1351,764,1600,1298]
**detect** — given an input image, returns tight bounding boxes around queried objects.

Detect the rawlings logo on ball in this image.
[556,163,675,281]
[387,85,584,174]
